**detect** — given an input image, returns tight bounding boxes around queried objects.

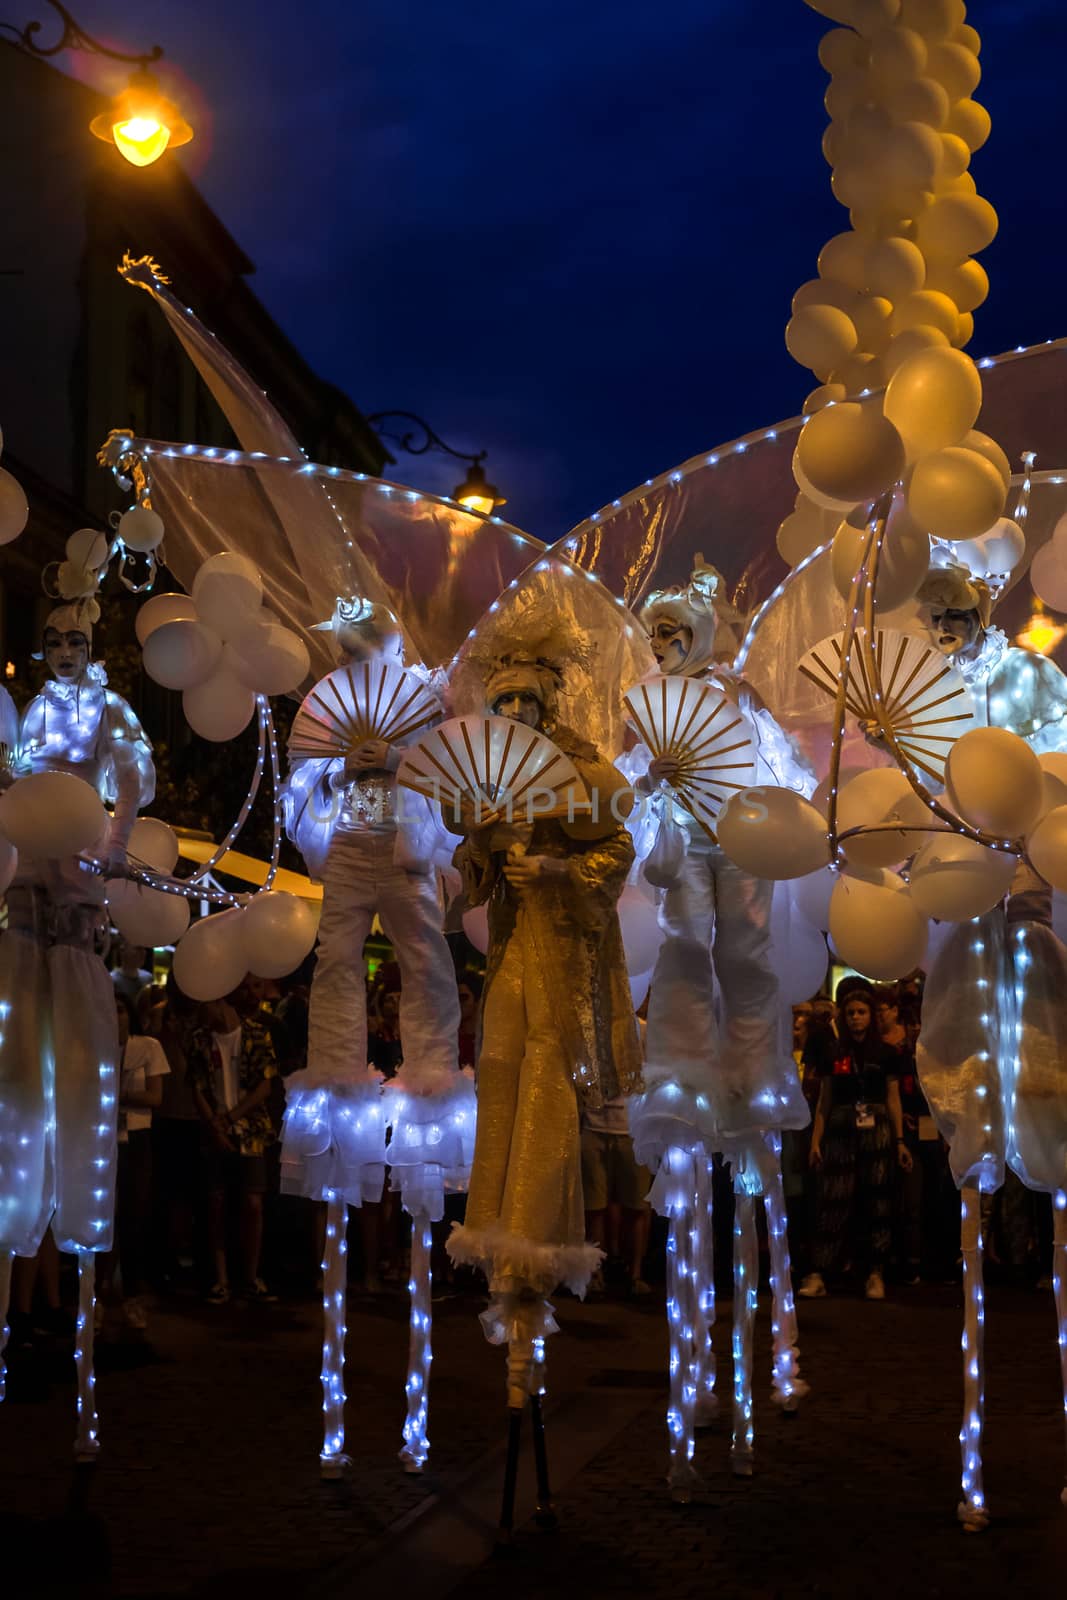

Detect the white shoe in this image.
[797,1272,826,1299]
[865,1270,886,1301]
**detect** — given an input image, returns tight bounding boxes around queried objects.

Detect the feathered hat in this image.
[638,554,742,676]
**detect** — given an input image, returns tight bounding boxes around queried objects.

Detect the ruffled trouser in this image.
[633,839,808,1149]
[449,906,600,1297]
[918,901,1067,1194]
[0,885,118,1255]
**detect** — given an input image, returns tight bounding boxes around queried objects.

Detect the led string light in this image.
[958,1184,988,1532]
[731,1192,758,1478]
[0,1250,12,1402]
[399,1218,433,1473]
[319,1188,349,1476]
[1053,1190,1067,1506]
[74,1252,100,1459]
[763,1133,804,1412]
[663,1146,699,1503]
[692,1152,718,1426]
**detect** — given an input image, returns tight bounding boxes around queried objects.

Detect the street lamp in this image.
[368,411,507,514]
[1015,600,1067,658]
[1,1,193,167]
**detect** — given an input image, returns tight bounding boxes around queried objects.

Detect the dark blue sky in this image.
[75,1,1067,538]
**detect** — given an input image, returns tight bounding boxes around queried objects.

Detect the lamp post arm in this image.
[0,0,162,65]
[366,411,485,468]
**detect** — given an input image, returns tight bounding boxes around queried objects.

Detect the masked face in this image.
[492,690,542,728]
[929,607,981,657]
[647,618,695,673]
[44,628,90,682]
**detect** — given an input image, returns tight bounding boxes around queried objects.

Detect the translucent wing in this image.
[396,715,582,823]
[289,661,441,762]
[797,627,975,781]
[624,674,757,832]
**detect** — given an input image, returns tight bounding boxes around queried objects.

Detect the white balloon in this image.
[907,834,1017,920]
[65,527,110,571]
[952,518,1024,578]
[0,771,109,857]
[462,905,489,954]
[240,890,319,979]
[836,768,935,868]
[172,909,249,1001]
[831,501,930,611]
[107,878,191,948]
[812,765,866,817]
[183,667,257,742]
[230,625,310,696]
[127,817,180,874]
[1027,543,1067,614]
[1026,806,1067,894]
[771,885,830,1004]
[618,884,664,975]
[143,619,223,691]
[191,553,263,637]
[717,787,831,881]
[828,869,929,980]
[135,592,198,646]
[118,505,165,554]
[945,726,1044,837]
[0,466,29,545]
[791,865,838,931]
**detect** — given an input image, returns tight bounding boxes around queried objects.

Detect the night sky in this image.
[67,2,1067,539]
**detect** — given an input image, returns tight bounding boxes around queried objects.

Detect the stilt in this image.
[400,1215,433,1473]
[319,1190,350,1478]
[763,1133,807,1412]
[495,1406,524,1553]
[74,1252,99,1461]
[0,1249,12,1403]
[730,1193,757,1478]
[692,1151,718,1426]
[1053,1190,1067,1509]
[958,1182,989,1531]
[530,1336,557,1529]
[665,1147,699,1502]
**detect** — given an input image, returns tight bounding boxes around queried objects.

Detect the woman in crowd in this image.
[799,977,912,1302]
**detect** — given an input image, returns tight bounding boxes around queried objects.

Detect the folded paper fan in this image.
[396,715,583,825]
[288,661,441,762]
[797,627,975,782]
[624,674,758,834]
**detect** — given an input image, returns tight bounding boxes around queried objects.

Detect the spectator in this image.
[456,970,483,1071]
[799,976,912,1302]
[189,980,279,1304]
[111,940,152,1006]
[582,1095,651,1296]
[367,962,403,1078]
[811,994,837,1036]
[152,975,203,1288]
[100,992,170,1333]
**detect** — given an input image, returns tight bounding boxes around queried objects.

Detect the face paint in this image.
[929,607,981,657]
[491,691,542,729]
[648,619,695,673]
[44,629,90,682]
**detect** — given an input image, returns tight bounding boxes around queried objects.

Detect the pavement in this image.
[2,1274,1066,1599]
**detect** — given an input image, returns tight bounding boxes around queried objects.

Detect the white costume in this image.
[624,563,810,1492]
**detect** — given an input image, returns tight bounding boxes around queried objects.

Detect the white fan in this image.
[288,661,441,762]
[797,627,975,781]
[624,674,758,835]
[396,715,583,825]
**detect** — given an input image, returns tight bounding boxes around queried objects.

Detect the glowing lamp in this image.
[454,463,505,516]
[1015,602,1066,658]
[90,70,192,168]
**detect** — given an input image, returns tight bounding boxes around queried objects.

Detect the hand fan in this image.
[624,674,757,835]
[288,661,441,762]
[396,715,583,825]
[797,627,975,781]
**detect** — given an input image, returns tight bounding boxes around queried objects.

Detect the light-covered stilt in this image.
[731,1193,758,1478]
[74,1252,99,1461]
[958,1183,988,1531]
[692,1151,718,1426]
[1053,1190,1067,1509]
[319,1190,350,1478]
[399,1216,433,1473]
[0,1249,12,1402]
[664,1148,699,1502]
[763,1133,807,1412]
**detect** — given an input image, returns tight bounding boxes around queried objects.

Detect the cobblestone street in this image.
[2,1279,1065,1598]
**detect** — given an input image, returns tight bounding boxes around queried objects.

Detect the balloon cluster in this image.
[781,0,1015,590]
[0,426,29,547]
[171,890,319,1001]
[714,725,1067,981]
[139,553,310,741]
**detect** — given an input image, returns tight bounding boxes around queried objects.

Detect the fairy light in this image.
[1053,1190,1067,1504]
[731,1192,758,1477]
[664,1146,699,1501]
[763,1132,804,1412]
[958,1185,988,1530]
[399,1218,433,1473]
[319,1189,350,1475]
[74,1253,100,1458]
[692,1152,718,1425]
[0,1251,12,1403]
